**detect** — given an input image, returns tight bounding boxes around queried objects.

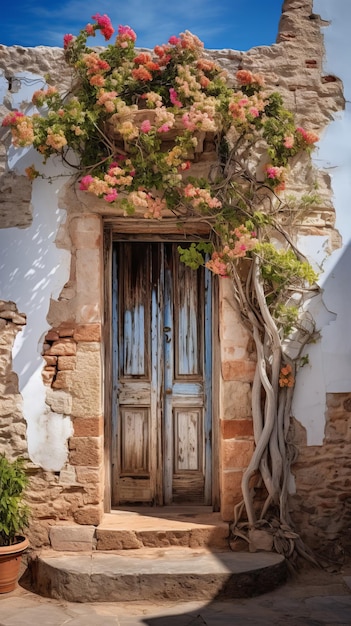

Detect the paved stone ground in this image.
[1,560,351,625]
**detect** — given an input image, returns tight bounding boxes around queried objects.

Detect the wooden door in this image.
[111,241,212,506]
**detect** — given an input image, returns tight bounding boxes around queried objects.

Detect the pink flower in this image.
[117,24,137,43]
[169,88,183,108]
[2,111,24,126]
[92,13,114,40]
[249,107,259,118]
[296,127,319,145]
[157,124,170,133]
[169,35,180,45]
[104,189,118,203]
[266,166,280,179]
[85,24,95,37]
[63,34,74,48]
[140,119,152,133]
[79,175,94,191]
[284,135,294,149]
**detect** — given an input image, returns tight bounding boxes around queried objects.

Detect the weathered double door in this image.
[112,241,212,506]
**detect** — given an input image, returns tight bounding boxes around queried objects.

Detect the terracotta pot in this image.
[0,537,29,593]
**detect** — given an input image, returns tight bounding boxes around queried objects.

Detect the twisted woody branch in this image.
[2,13,321,561]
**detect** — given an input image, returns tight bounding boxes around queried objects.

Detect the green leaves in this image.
[178,242,213,269]
[0,455,30,546]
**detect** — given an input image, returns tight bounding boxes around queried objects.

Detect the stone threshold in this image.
[49,506,231,552]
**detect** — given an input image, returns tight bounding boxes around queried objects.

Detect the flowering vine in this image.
[2,13,321,563]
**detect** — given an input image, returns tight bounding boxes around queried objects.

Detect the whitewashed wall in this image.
[292,0,351,444]
[0,71,72,470]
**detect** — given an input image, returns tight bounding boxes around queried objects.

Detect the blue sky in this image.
[1,1,283,50]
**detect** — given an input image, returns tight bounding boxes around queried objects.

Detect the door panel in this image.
[112,241,211,506]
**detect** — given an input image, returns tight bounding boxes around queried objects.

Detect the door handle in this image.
[163,326,171,332]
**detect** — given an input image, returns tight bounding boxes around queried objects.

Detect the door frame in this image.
[103,220,220,511]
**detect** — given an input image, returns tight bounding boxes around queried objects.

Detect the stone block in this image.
[74,505,103,526]
[49,524,95,551]
[220,469,243,512]
[71,344,102,417]
[57,356,76,371]
[222,439,254,469]
[43,355,57,366]
[69,436,103,467]
[57,323,75,337]
[52,370,73,390]
[69,214,102,250]
[82,483,103,505]
[221,419,254,439]
[46,338,77,356]
[76,249,101,299]
[73,416,104,437]
[58,465,77,485]
[42,368,55,385]
[96,529,142,550]
[76,466,102,484]
[222,360,256,383]
[45,389,73,415]
[73,323,101,342]
[221,380,252,419]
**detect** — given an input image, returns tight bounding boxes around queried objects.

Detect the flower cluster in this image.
[1,13,319,258]
[206,225,258,275]
[279,363,295,388]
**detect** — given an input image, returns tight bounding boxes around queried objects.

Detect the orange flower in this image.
[279,363,295,388]
[132,67,153,82]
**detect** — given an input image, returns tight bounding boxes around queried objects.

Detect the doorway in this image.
[111,240,212,506]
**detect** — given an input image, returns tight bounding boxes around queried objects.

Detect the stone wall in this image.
[0,0,350,552]
[0,301,27,458]
[290,393,351,555]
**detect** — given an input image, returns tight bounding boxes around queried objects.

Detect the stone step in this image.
[28,547,287,602]
[49,507,231,552]
[96,508,229,550]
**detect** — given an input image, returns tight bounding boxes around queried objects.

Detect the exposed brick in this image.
[221,419,254,439]
[73,416,104,437]
[45,339,77,356]
[42,367,56,385]
[43,355,57,366]
[45,329,60,342]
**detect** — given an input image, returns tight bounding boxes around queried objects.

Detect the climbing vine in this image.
[2,13,321,562]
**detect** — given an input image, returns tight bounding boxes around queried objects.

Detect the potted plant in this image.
[0,454,30,593]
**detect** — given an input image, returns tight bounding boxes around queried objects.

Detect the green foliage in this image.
[0,455,30,546]
[178,242,213,269]
[273,303,299,337]
[256,243,318,289]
